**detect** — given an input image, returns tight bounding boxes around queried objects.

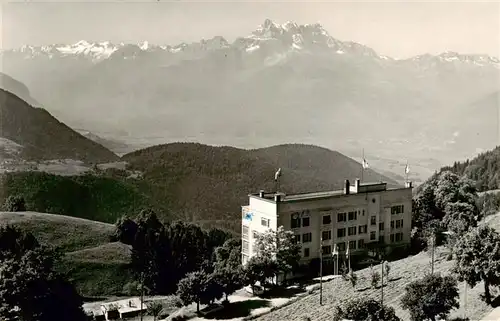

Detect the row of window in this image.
[391,205,404,215]
[390,232,404,243]
[391,219,404,229]
[294,229,377,244]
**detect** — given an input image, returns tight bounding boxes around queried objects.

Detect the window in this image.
[337,242,346,251]
[242,240,249,253]
[291,214,301,228]
[304,248,310,257]
[379,235,384,243]
[391,220,395,229]
[337,228,346,238]
[370,216,377,226]
[323,215,332,225]
[370,231,376,241]
[349,240,356,250]
[261,217,270,227]
[396,233,403,242]
[302,217,310,227]
[322,230,332,240]
[294,234,301,243]
[358,239,365,249]
[242,226,249,238]
[401,219,404,228]
[358,225,367,234]
[379,222,384,231]
[391,205,404,215]
[302,232,312,243]
[242,254,248,264]
[348,211,357,221]
[396,220,401,229]
[362,209,365,216]
[348,226,357,236]
[337,212,347,222]
[322,245,332,255]
[252,231,259,239]
[390,234,395,243]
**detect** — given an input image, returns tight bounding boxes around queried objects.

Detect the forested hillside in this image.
[439,146,500,191]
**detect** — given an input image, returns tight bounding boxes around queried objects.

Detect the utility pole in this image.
[380,258,384,306]
[140,272,144,321]
[319,237,323,306]
[464,282,467,319]
[431,234,435,275]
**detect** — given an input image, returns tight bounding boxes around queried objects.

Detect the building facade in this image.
[241,179,413,266]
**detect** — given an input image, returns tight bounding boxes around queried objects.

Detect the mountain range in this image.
[2,19,499,181]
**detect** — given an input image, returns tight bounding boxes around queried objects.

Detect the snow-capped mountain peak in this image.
[3,19,499,69]
[55,40,118,60]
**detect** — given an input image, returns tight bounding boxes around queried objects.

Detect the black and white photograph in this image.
[1,0,500,320]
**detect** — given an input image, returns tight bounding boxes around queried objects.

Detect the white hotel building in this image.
[241,179,413,265]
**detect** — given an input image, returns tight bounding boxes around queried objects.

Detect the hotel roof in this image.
[249,180,411,203]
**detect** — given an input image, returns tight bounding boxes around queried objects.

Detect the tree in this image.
[177,271,206,312]
[333,298,400,321]
[213,239,243,301]
[452,225,500,304]
[200,272,224,306]
[443,202,479,234]
[401,273,460,321]
[347,269,358,289]
[0,227,86,321]
[384,262,391,281]
[477,192,500,218]
[147,301,164,321]
[370,265,381,288]
[113,215,138,244]
[243,255,278,293]
[122,281,141,296]
[2,195,26,212]
[176,270,223,312]
[254,226,301,283]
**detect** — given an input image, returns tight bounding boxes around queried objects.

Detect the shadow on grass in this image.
[490,294,500,308]
[81,296,108,302]
[203,300,271,320]
[260,286,307,299]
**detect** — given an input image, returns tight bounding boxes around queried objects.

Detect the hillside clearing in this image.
[0,211,131,297]
[0,211,114,252]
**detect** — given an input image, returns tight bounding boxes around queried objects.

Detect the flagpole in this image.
[361,149,364,182]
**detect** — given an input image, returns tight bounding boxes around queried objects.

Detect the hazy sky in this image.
[2,0,500,59]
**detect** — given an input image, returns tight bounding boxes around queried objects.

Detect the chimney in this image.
[274,193,282,202]
[259,190,265,198]
[355,178,361,192]
[405,181,413,188]
[344,179,350,195]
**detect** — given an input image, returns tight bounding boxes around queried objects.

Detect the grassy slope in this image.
[254,213,500,321]
[0,211,132,297]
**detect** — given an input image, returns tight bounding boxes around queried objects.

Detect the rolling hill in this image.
[0,88,119,163]
[0,211,132,297]
[122,142,399,231]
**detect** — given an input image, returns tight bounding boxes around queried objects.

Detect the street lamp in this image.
[319,236,323,306]
[378,253,385,306]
